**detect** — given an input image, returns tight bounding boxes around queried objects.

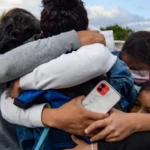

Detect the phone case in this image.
[82,80,121,113]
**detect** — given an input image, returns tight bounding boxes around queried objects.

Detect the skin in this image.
[82,55,150,143]
[77,31,106,47]
[10,37,150,148]
[131,89,150,114]
[42,96,108,136]
[85,85,150,142]
[10,31,108,136]
[67,89,150,150]
[11,49,150,142]
[10,47,150,150]
[121,53,150,71]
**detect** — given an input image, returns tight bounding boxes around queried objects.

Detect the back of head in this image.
[121,31,150,65]
[41,0,88,37]
[0,8,41,54]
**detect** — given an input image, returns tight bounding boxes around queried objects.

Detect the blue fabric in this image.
[16,90,77,150]
[34,127,50,150]
[17,125,76,150]
[111,52,138,111]
[16,54,138,150]
[108,58,138,111]
[16,90,94,150]
[15,90,70,108]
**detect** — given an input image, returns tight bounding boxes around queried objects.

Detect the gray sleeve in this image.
[0,30,80,83]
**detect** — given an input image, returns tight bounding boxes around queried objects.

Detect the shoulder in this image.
[79,43,105,51]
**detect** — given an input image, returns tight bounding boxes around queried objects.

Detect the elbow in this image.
[1,91,15,124]
[1,104,10,123]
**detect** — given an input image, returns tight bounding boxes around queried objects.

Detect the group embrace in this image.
[1,0,150,150]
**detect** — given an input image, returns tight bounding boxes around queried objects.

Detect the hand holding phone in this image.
[82,81,121,113]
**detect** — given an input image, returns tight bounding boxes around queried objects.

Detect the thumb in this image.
[111,108,119,112]
[110,108,121,114]
[74,96,85,104]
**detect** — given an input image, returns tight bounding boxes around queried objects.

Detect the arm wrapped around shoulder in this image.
[20,44,117,90]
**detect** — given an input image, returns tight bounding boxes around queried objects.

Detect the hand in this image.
[85,109,136,142]
[42,96,108,136]
[10,79,22,99]
[64,135,98,150]
[77,30,106,46]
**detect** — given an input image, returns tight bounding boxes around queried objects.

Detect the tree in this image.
[101,24,134,40]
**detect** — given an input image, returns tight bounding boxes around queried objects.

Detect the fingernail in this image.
[90,138,93,142]
[85,129,88,134]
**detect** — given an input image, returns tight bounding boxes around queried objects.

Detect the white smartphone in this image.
[82,80,121,113]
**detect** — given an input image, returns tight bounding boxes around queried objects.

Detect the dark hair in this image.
[0,8,41,54]
[140,82,150,93]
[121,31,150,65]
[41,0,88,37]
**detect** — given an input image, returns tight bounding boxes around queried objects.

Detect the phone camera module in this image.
[101,84,106,88]
[98,88,102,92]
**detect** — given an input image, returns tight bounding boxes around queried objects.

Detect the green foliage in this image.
[101,24,134,40]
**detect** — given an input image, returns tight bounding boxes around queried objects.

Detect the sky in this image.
[0,0,150,31]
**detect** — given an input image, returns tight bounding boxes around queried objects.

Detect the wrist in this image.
[128,113,142,132]
[42,108,58,128]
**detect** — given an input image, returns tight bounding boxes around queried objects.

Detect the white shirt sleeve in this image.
[1,89,49,128]
[20,44,117,90]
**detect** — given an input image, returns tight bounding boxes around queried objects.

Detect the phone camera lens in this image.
[101,84,106,88]
[98,88,102,92]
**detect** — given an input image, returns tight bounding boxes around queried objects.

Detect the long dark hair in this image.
[0,8,41,54]
[121,31,150,65]
[41,0,88,37]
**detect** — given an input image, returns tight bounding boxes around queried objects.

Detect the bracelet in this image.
[91,143,94,150]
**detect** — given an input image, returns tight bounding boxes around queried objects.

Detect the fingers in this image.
[106,138,121,142]
[83,119,95,127]
[77,30,106,46]
[110,108,119,113]
[10,79,21,99]
[74,96,109,120]
[85,119,108,134]
[106,132,119,140]
[92,31,104,39]
[86,110,109,121]
[90,127,111,142]
[74,96,85,104]
[96,38,106,45]
[90,30,106,45]
[95,36,106,45]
